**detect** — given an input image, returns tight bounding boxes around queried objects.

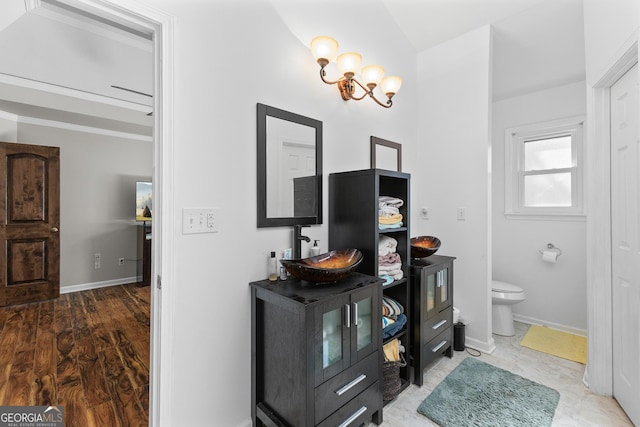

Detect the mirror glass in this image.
[375,145,399,171]
[370,136,402,172]
[257,103,322,227]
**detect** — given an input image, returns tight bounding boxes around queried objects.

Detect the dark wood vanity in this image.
[250,273,384,427]
[410,255,455,386]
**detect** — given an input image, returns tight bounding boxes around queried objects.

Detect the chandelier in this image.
[310,36,402,108]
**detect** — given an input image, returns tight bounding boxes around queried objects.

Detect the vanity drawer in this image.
[315,351,379,424]
[423,308,452,343]
[421,326,452,367]
[316,381,381,427]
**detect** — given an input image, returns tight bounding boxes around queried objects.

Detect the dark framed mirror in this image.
[257,103,323,227]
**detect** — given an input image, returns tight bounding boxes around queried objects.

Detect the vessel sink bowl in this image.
[280,248,363,283]
[410,236,441,258]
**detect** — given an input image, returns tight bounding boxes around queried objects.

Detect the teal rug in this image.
[417,358,560,427]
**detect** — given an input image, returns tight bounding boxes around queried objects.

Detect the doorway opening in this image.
[586,38,638,426]
[0,1,174,424]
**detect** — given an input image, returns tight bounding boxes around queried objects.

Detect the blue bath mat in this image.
[417,357,560,427]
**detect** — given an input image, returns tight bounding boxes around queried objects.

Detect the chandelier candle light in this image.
[310,35,402,108]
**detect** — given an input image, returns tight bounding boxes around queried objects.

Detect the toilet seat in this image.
[491,280,525,303]
[492,280,523,293]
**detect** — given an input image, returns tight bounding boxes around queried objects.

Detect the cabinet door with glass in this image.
[313,285,380,385]
[422,263,452,319]
[349,286,380,365]
[435,265,452,313]
[314,294,351,385]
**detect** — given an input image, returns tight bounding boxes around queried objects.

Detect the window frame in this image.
[504,116,585,220]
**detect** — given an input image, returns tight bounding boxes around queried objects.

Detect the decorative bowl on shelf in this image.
[280,248,363,283]
[410,236,441,258]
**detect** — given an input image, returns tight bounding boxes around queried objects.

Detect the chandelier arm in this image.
[352,78,391,107]
[319,68,343,85]
[368,93,393,108]
[344,78,368,100]
[352,78,370,92]
[349,92,369,101]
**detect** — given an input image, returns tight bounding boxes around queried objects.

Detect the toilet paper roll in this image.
[542,250,558,263]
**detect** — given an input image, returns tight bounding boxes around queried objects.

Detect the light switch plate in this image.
[183,208,219,234]
[456,207,466,221]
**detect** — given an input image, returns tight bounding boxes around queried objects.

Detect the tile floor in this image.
[372,322,633,426]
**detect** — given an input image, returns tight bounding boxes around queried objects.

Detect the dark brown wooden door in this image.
[0,142,60,307]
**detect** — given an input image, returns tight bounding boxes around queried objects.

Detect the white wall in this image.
[16,122,152,288]
[0,111,17,141]
[584,0,639,82]
[492,81,587,334]
[127,1,419,426]
[415,26,494,353]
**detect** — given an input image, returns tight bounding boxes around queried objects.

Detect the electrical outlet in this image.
[118,257,125,266]
[183,208,219,234]
[94,253,101,269]
[421,207,430,220]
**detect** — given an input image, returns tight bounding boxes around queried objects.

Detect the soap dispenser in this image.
[309,240,320,257]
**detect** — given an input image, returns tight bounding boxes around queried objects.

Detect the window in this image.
[505,117,585,219]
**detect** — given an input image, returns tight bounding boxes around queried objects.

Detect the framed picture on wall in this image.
[370,136,402,172]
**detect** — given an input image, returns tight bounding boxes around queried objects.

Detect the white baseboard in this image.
[512,313,587,337]
[60,276,140,294]
[465,336,496,354]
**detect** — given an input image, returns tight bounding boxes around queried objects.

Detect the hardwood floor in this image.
[0,283,150,427]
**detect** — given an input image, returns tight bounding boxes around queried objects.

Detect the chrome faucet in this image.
[293,225,311,259]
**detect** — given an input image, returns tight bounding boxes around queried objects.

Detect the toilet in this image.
[491,280,526,336]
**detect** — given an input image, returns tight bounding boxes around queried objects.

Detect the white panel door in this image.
[279,142,315,216]
[611,62,640,426]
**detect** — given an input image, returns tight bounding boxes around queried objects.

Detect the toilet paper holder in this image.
[539,243,562,256]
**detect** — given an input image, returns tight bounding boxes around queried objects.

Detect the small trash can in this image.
[454,322,466,351]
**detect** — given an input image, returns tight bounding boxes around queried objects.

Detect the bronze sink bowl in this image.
[410,236,441,258]
[280,248,363,283]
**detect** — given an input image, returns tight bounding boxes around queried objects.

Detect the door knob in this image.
[51,227,59,233]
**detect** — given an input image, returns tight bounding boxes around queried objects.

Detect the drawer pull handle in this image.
[338,406,368,427]
[432,319,447,330]
[335,374,367,396]
[431,340,448,353]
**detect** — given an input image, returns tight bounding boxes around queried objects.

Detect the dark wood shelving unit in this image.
[329,168,411,400]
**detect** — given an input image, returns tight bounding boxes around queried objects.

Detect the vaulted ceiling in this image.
[0,0,585,133]
[383,0,586,100]
[0,0,153,136]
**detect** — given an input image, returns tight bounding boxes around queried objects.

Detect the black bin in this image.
[454,322,465,351]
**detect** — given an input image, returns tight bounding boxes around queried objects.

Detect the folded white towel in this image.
[379,196,404,209]
[378,235,398,256]
[379,262,402,272]
[379,205,399,217]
